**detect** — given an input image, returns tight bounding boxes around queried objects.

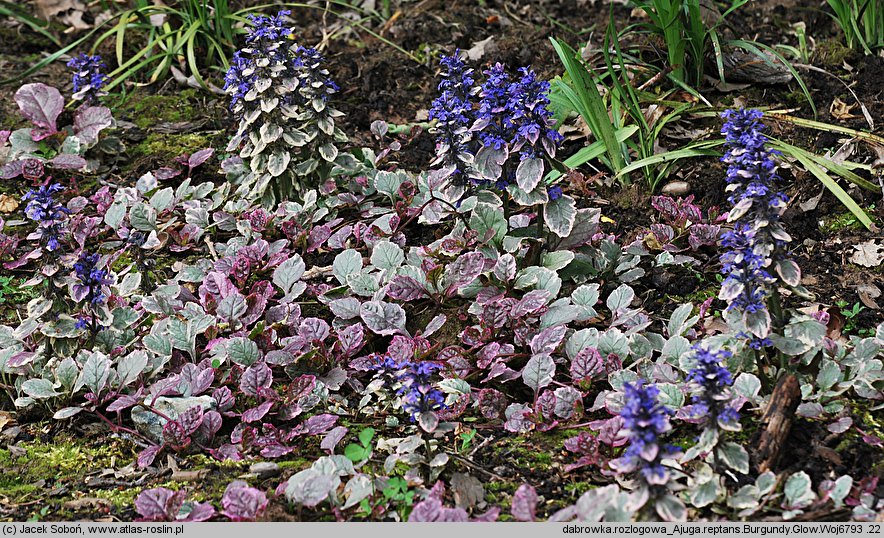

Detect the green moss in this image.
[127,89,201,130]
[92,487,140,510]
[813,39,853,67]
[821,210,867,233]
[276,458,313,471]
[129,132,219,163]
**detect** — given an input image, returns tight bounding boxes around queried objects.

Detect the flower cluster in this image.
[224,10,346,203]
[67,53,108,105]
[686,346,740,430]
[23,183,68,253]
[428,53,562,191]
[396,362,446,423]
[718,108,795,340]
[72,252,113,331]
[428,52,477,185]
[611,381,680,485]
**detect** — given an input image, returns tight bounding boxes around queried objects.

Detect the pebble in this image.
[249,461,281,479]
[661,180,690,196]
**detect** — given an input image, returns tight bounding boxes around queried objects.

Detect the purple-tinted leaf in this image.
[240,362,273,397]
[327,225,353,250]
[511,290,551,318]
[261,444,295,458]
[688,224,720,250]
[307,225,332,253]
[321,426,348,454]
[511,484,538,522]
[154,167,181,180]
[163,420,191,449]
[242,400,273,423]
[15,83,63,140]
[827,417,852,434]
[305,414,338,435]
[553,386,583,419]
[386,275,428,301]
[48,154,87,170]
[478,389,507,420]
[521,354,555,392]
[135,488,185,521]
[360,300,406,335]
[197,410,222,442]
[287,375,316,402]
[504,403,534,433]
[179,501,215,522]
[336,323,364,357]
[299,317,330,342]
[136,445,163,468]
[530,325,567,355]
[107,393,141,413]
[535,390,557,421]
[210,444,243,462]
[444,252,486,294]
[589,416,626,446]
[408,497,443,522]
[570,347,604,383]
[0,130,9,146]
[0,161,25,179]
[73,106,113,145]
[8,351,35,368]
[188,148,214,170]
[212,386,235,412]
[177,405,205,435]
[222,480,268,522]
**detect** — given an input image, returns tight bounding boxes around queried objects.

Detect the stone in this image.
[249,461,281,479]
[661,180,690,196]
[131,395,216,443]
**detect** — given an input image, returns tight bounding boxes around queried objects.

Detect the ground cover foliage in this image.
[0,0,883,524]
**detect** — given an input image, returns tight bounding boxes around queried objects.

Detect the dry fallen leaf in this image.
[857,283,881,309]
[830,97,859,120]
[0,194,18,214]
[850,240,884,267]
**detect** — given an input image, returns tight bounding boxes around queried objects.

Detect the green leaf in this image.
[716,441,749,474]
[544,194,577,237]
[370,241,404,271]
[784,471,815,508]
[21,378,58,399]
[358,427,375,448]
[333,250,363,286]
[515,157,545,192]
[228,337,260,367]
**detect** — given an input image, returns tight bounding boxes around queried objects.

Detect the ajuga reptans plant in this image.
[224,11,348,205]
[718,109,801,347]
[67,53,108,106]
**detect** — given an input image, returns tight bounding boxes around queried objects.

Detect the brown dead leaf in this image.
[171,469,209,482]
[35,0,91,32]
[0,194,18,214]
[857,283,881,309]
[64,497,112,510]
[850,240,884,267]
[830,97,858,120]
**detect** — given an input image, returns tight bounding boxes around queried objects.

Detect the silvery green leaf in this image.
[149,187,174,212]
[783,471,815,508]
[544,194,577,237]
[273,255,306,295]
[218,293,247,324]
[566,328,599,360]
[360,301,406,335]
[598,328,629,359]
[796,402,823,418]
[776,258,801,286]
[169,319,196,359]
[22,378,59,399]
[608,369,639,391]
[53,407,83,420]
[716,441,749,474]
[228,337,260,367]
[493,253,517,281]
[606,284,634,312]
[438,378,470,395]
[374,170,404,198]
[26,298,52,319]
[79,352,112,396]
[522,354,555,392]
[342,475,373,509]
[816,359,841,391]
[329,298,361,319]
[540,304,581,328]
[260,123,283,144]
[104,201,127,229]
[470,204,507,245]
[136,171,157,193]
[129,202,157,231]
[515,157,544,192]
[541,250,574,271]
[733,373,761,402]
[112,307,140,330]
[507,183,548,206]
[285,468,334,507]
[260,97,278,112]
[655,495,686,522]
[370,241,404,271]
[267,150,290,177]
[347,273,379,297]
[55,358,79,391]
[667,303,698,337]
[317,116,334,135]
[283,129,308,147]
[756,471,777,495]
[333,250,363,285]
[689,475,720,508]
[118,350,148,387]
[830,476,852,509]
[571,284,600,320]
[661,336,690,365]
[744,308,771,338]
[185,207,209,228]
[254,78,271,93]
[319,143,338,162]
[144,331,172,358]
[656,383,684,409]
[116,273,142,297]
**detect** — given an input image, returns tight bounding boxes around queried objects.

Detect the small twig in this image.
[446,452,507,481]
